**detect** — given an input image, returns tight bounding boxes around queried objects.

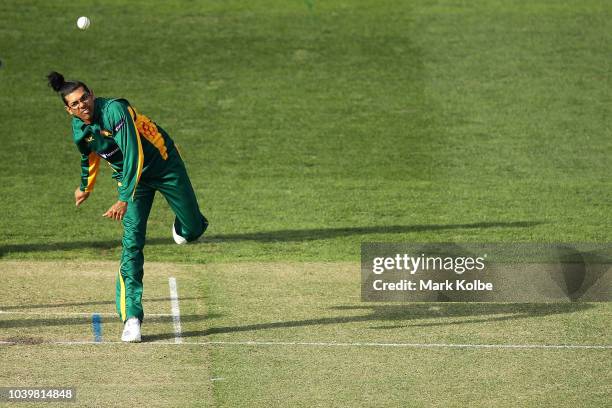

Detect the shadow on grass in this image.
[0,313,221,329]
[0,220,543,255]
[0,303,593,342]
[0,297,205,311]
[143,302,592,342]
[207,221,543,243]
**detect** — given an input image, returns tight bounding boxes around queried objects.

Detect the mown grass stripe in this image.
[1,340,610,350]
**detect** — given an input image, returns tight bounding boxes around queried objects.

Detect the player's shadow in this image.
[0,313,219,329]
[0,297,205,311]
[142,302,593,342]
[1,303,595,341]
[206,221,542,242]
[0,220,543,255]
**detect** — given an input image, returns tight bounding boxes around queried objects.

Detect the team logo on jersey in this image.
[114,118,125,132]
[98,146,121,160]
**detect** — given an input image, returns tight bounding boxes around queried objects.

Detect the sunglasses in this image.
[67,91,91,109]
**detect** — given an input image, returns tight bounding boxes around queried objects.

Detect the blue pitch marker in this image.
[91,314,103,343]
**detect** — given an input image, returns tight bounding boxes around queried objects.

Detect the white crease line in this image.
[0,311,173,317]
[200,341,612,350]
[168,277,183,344]
[1,340,610,350]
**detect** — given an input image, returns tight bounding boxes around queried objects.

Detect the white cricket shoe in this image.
[121,317,141,342]
[172,224,188,245]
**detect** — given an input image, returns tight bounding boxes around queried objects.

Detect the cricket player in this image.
[47,71,208,342]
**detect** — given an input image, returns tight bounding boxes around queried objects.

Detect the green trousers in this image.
[115,148,208,322]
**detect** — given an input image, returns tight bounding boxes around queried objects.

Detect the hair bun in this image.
[47,71,66,92]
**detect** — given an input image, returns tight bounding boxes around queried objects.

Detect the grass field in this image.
[0,0,611,406]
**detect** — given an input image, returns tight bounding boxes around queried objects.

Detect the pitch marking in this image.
[0,311,173,317]
[168,277,182,344]
[91,313,102,343]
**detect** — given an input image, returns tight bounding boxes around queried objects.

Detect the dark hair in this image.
[47,71,90,105]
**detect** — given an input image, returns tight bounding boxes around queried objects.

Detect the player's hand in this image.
[102,200,128,221]
[75,187,90,207]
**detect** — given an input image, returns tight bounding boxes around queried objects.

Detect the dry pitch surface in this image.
[1,261,610,407]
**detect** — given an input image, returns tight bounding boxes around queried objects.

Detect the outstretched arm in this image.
[76,147,99,206]
[99,100,141,221]
[107,101,143,203]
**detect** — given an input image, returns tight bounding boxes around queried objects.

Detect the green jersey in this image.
[72,97,175,201]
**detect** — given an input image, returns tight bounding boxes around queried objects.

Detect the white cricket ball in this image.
[77,16,91,30]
